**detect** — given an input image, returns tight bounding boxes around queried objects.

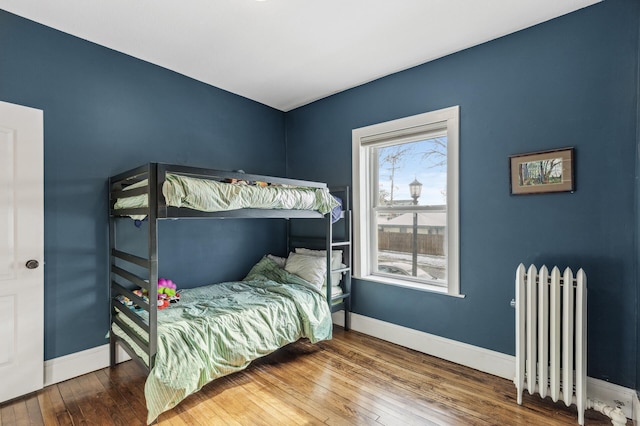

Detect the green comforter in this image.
[114,173,339,217]
[112,257,333,424]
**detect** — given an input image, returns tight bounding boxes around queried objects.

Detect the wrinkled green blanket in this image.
[112,257,332,424]
[114,173,339,218]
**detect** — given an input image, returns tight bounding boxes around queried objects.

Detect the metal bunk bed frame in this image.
[108,162,350,372]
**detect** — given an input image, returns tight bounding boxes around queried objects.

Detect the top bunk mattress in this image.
[113,173,340,217]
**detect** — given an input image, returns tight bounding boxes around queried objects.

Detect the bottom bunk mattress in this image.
[111,256,333,424]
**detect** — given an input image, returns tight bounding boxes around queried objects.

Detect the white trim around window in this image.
[352,106,462,297]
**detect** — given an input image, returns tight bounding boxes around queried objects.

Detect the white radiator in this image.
[515,264,587,424]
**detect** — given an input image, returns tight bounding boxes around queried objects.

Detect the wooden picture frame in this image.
[509,147,574,195]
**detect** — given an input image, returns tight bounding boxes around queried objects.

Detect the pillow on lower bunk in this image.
[244,255,315,289]
[266,254,287,268]
[321,285,343,298]
[294,248,344,286]
[284,252,326,289]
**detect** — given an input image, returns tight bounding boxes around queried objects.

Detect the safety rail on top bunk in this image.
[109,163,330,220]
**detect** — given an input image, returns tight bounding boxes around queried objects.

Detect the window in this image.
[352,106,461,296]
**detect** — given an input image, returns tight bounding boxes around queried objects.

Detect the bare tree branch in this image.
[420,137,447,168]
[379,144,414,203]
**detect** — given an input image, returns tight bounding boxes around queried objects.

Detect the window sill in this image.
[357,273,465,298]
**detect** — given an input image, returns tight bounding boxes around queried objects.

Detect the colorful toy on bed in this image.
[115,294,133,308]
[158,278,176,296]
[157,278,181,307]
[129,289,149,311]
[123,279,180,311]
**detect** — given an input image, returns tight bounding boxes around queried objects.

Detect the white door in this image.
[0,101,44,402]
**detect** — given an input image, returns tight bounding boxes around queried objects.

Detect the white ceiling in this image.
[0,0,600,111]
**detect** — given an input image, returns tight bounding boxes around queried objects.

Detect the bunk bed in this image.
[108,163,351,423]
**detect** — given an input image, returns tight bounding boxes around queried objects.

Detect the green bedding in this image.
[114,173,339,217]
[111,257,332,424]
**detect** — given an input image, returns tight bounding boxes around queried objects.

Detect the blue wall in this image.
[286,0,639,388]
[0,11,287,360]
[1,0,639,390]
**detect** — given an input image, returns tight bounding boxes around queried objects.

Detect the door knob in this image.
[25,259,39,269]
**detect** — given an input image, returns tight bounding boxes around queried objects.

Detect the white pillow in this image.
[267,254,286,268]
[295,248,344,286]
[321,285,344,297]
[284,252,326,289]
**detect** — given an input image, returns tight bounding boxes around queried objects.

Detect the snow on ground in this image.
[378,250,446,280]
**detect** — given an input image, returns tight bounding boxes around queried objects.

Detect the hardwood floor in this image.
[0,328,628,425]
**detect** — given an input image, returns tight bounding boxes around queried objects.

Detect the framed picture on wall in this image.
[509,147,574,195]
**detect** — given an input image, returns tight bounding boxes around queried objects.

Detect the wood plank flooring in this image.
[0,327,628,425]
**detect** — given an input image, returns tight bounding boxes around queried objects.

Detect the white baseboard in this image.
[586,377,635,419]
[332,311,514,378]
[333,311,635,420]
[633,391,639,425]
[44,344,130,387]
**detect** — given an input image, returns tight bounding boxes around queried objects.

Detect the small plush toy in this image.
[115,295,133,308]
[130,289,149,310]
[126,279,179,311]
[158,278,177,298]
[157,278,180,307]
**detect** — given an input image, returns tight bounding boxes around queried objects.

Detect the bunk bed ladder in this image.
[147,163,159,367]
[327,186,351,330]
[108,163,159,371]
[287,186,352,331]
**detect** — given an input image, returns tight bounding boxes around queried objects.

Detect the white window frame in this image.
[352,106,462,297]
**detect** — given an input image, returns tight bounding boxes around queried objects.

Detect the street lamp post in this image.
[409,179,422,277]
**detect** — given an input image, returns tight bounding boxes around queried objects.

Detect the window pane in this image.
[375,211,447,286]
[376,137,447,206]
[374,137,447,285]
